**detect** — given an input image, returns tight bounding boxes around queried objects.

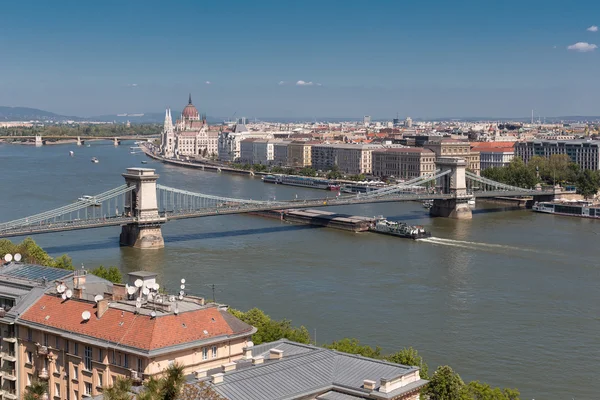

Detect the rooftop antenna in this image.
[204,283,227,303]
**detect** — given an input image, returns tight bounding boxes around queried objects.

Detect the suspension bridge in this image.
[0,158,554,249]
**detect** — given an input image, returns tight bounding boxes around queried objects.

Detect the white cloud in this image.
[296,80,314,86]
[126,83,138,87]
[316,83,322,86]
[587,25,598,32]
[567,42,598,52]
[205,81,211,85]
[278,81,286,85]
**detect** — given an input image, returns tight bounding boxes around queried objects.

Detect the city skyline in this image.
[1,0,600,118]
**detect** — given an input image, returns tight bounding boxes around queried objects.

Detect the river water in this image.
[1,142,598,399]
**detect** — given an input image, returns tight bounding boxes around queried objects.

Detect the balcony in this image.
[1,334,16,344]
[0,350,16,362]
[2,389,18,400]
[1,368,17,381]
[38,367,49,380]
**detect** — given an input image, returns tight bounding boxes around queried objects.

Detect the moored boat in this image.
[262,174,338,190]
[91,157,99,163]
[533,200,600,219]
[371,218,431,239]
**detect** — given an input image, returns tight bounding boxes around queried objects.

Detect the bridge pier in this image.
[77,136,84,146]
[35,135,43,147]
[430,157,472,220]
[120,168,165,249]
[114,137,120,146]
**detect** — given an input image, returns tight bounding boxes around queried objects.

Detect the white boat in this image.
[78,195,101,207]
[69,151,74,157]
[468,196,476,207]
[91,157,99,163]
[371,218,431,240]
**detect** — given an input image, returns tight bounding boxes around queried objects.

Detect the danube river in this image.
[1,142,598,399]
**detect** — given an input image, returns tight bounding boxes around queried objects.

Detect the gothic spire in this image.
[188,93,192,105]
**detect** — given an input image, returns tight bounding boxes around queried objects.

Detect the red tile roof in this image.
[373,147,434,154]
[20,295,252,351]
[470,141,516,150]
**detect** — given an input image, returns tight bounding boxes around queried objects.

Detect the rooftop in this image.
[192,339,427,400]
[372,147,434,154]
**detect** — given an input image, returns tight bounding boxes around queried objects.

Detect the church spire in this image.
[188,93,192,105]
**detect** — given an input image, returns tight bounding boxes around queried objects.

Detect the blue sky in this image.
[1,0,599,119]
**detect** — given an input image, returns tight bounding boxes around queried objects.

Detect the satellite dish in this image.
[65,289,73,299]
[135,301,141,309]
[134,279,143,288]
[150,311,156,319]
[147,292,154,300]
[154,283,160,291]
[61,293,67,300]
[4,254,12,262]
[94,294,103,303]
[181,278,186,284]
[180,284,185,290]
[127,286,136,295]
[14,253,22,262]
[179,290,184,296]
[57,285,66,294]
[178,295,183,300]
[82,311,91,321]
[169,296,175,302]
[142,287,150,296]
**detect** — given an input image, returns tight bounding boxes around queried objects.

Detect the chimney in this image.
[96,299,110,319]
[212,373,224,384]
[112,284,126,301]
[243,346,253,360]
[194,370,207,379]
[73,269,86,298]
[363,380,376,391]
[269,349,283,360]
[252,356,264,365]
[379,375,405,394]
[222,362,236,373]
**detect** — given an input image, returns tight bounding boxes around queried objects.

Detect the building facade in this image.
[287,142,313,168]
[372,148,436,179]
[515,139,600,170]
[311,144,337,172]
[334,144,382,175]
[470,142,515,170]
[160,94,217,159]
[5,267,254,400]
[273,141,291,166]
[424,139,480,175]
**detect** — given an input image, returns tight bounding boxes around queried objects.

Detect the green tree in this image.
[463,381,520,400]
[326,165,343,180]
[323,338,382,359]
[22,379,48,400]
[52,254,74,270]
[137,376,163,400]
[385,347,429,379]
[229,308,311,345]
[298,167,317,177]
[17,237,55,266]
[89,265,123,283]
[162,363,186,400]
[103,376,133,400]
[424,365,466,400]
[177,382,226,400]
[576,169,600,199]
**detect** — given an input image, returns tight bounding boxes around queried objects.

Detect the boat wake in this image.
[418,237,540,254]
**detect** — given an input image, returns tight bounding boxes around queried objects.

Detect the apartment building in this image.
[6,268,255,400]
[515,139,600,170]
[334,144,383,175]
[311,144,337,171]
[424,139,480,175]
[273,141,291,166]
[372,148,436,179]
[470,142,515,170]
[0,263,74,399]
[287,142,313,168]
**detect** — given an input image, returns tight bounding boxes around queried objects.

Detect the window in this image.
[54,382,60,397]
[98,348,104,363]
[97,372,103,387]
[43,333,49,346]
[74,390,79,400]
[27,328,32,341]
[55,336,60,349]
[137,358,143,373]
[27,373,32,386]
[65,340,69,354]
[124,354,129,369]
[27,351,33,364]
[202,347,208,360]
[212,346,217,359]
[73,365,79,380]
[74,342,79,356]
[84,346,92,371]
[85,382,92,396]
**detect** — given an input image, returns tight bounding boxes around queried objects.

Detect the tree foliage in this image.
[89,265,123,283]
[22,379,48,400]
[177,382,226,400]
[324,338,382,359]
[0,237,73,269]
[0,123,160,138]
[228,307,311,345]
[463,381,520,400]
[385,347,429,379]
[425,365,466,400]
[326,165,343,179]
[481,158,538,189]
[103,376,133,400]
[576,169,600,199]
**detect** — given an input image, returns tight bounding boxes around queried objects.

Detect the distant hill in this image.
[0,106,81,122]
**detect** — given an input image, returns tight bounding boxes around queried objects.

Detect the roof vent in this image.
[212,373,224,384]
[364,379,376,391]
[222,362,236,372]
[269,349,283,360]
[252,356,264,365]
